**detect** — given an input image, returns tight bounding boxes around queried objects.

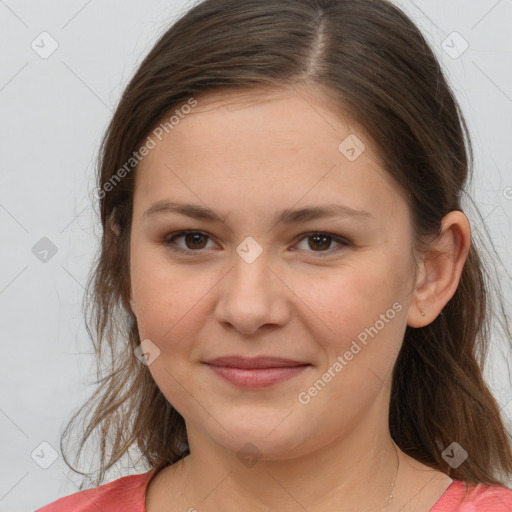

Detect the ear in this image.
[407,211,471,328]
[107,209,121,242]
[106,209,134,314]
[129,293,136,315]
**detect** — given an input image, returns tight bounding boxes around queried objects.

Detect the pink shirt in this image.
[35,471,512,511]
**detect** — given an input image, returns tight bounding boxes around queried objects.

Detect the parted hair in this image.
[61,0,512,487]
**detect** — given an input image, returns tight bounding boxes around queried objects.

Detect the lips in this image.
[204,355,310,369]
[203,356,311,388]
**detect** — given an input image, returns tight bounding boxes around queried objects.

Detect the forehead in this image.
[134,85,405,222]
[180,84,362,140]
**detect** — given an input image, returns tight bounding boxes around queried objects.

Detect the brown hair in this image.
[61,0,512,487]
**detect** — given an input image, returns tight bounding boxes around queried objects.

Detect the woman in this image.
[36,0,512,510]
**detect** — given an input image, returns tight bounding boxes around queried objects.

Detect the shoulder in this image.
[432,479,512,511]
[463,482,512,510]
[34,470,155,512]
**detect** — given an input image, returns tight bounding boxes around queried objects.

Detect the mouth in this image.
[203,356,312,388]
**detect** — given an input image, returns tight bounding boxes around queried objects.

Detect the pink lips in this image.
[204,356,311,388]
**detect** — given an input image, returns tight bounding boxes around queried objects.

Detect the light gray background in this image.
[1,1,511,511]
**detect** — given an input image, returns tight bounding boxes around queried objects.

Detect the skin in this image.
[128,84,471,512]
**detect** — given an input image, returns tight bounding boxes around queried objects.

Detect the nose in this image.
[214,249,291,336]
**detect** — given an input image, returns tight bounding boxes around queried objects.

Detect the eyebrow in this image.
[143,200,373,224]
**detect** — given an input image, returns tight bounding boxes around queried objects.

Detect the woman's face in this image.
[129,85,418,459]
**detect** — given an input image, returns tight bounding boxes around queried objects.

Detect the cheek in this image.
[289,257,406,345]
[130,242,211,350]
[294,271,406,423]
[134,276,210,352]
[130,253,214,417]
[288,260,408,407]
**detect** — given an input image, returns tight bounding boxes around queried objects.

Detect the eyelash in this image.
[162,230,350,257]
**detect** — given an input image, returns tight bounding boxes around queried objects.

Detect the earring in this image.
[420,309,426,317]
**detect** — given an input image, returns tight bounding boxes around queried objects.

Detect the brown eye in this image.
[307,234,332,251]
[183,232,208,249]
[294,232,350,256]
[164,230,215,253]
[163,230,349,257]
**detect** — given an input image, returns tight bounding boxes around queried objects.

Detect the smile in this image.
[203,356,312,388]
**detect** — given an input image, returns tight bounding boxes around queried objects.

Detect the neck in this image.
[179,405,401,512]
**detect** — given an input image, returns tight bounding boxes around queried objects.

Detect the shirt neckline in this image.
[141,471,461,511]
[429,479,461,511]
[142,468,159,511]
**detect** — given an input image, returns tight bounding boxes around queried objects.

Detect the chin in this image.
[200,407,317,460]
